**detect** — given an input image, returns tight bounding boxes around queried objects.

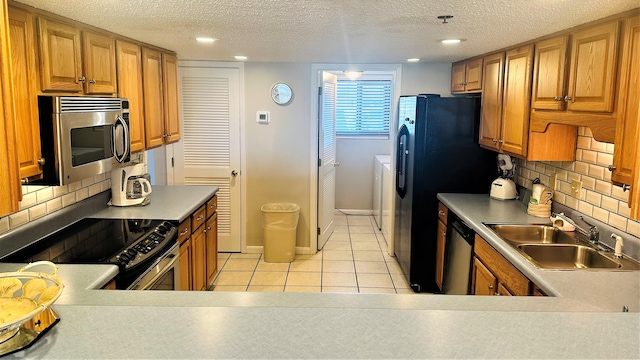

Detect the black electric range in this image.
[1,217,178,289]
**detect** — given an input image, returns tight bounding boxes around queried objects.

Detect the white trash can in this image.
[261,203,300,263]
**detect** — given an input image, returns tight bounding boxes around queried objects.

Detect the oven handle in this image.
[128,242,179,290]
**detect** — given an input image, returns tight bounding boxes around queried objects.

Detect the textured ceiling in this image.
[14,0,640,63]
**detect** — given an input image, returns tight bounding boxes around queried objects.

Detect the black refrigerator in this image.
[394,94,496,293]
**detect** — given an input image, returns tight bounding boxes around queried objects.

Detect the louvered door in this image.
[174,66,241,252]
[317,72,337,250]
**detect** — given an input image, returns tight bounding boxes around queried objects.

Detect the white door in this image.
[173,66,241,252]
[317,72,337,250]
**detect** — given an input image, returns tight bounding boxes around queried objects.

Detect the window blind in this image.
[335,80,392,137]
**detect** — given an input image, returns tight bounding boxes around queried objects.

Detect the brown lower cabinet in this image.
[177,194,218,291]
[472,235,546,296]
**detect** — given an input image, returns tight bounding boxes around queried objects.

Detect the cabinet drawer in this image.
[206,195,217,219]
[177,220,191,245]
[437,202,448,224]
[474,235,530,296]
[191,205,206,231]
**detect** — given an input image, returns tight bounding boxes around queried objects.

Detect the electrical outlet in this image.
[550,173,557,190]
[571,180,582,197]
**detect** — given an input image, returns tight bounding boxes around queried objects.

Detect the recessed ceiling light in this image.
[234,55,247,61]
[407,58,420,62]
[196,37,216,43]
[441,39,462,44]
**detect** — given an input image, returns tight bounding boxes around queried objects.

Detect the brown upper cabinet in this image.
[8,6,42,180]
[612,14,640,220]
[479,47,577,161]
[142,49,180,149]
[451,58,483,93]
[532,21,619,113]
[116,40,145,153]
[37,17,117,95]
[162,53,180,145]
[0,0,21,217]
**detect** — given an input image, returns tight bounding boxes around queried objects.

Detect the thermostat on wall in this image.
[256,111,270,125]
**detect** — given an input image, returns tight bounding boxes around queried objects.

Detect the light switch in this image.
[571,180,582,197]
[256,111,270,125]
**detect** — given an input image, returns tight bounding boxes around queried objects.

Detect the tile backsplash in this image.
[515,126,639,238]
[0,152,146,236]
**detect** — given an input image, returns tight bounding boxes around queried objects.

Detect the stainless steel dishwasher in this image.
[443,213,475,295]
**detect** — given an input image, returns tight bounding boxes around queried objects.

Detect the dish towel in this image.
[528,185,553,217]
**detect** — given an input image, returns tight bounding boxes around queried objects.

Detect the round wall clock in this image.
[271,83,293,105]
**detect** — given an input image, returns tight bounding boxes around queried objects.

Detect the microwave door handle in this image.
[113,116,129,163]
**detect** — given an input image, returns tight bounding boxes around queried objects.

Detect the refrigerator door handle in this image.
[396,125,409,198]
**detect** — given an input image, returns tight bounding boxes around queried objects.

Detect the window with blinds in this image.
[335,79,392,138]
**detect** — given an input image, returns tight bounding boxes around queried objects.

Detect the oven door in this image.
[127,242,180,290]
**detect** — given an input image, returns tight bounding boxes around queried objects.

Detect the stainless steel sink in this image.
[516,244,621,269]
[487,224,577,244]
[484,223,640,271]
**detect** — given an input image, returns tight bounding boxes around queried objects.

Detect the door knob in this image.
[231,170,238,177]
[333,162,340,167]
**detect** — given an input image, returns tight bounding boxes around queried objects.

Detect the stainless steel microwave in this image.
[36,96,131,185]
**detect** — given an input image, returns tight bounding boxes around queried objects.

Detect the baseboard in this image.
[334,209,373,216]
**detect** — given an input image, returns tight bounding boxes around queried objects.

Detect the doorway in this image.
[311,64,402,253]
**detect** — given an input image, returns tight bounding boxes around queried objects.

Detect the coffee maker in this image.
[110,163,152,206]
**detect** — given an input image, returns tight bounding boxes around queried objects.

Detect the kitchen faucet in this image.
[577,215,599,244]
[552,212,600,244]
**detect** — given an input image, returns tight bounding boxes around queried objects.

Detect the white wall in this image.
[244,63,312,248]
[335,138,389,210]
[400,63,452,97]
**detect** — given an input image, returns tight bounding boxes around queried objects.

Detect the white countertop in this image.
[91,185,218,222]
[2,192,639,359]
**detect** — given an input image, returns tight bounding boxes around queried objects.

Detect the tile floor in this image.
[211,213,415,294]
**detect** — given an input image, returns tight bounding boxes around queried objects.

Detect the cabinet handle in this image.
[78,76,86,83]
[488,284,494,290]
[89,79,96,84]
[196,215,204,221]
[564,95,572,102]
[179,229,189,236]
[37,158,46,166]
[162,134,168,138]
[207,226,212,231]
[622,184,630,192]
[492,139,498,143]
[442,232,446,237]
[438,210,445,216]
[554,97,563,101]
[498,139,503,144]
[608,165,616,171]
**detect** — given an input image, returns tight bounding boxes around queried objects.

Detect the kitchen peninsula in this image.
[0,192,638,359]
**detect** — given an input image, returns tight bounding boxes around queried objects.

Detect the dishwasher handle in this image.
[450,216,474,246]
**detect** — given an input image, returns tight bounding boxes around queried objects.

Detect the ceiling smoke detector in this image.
[437,15,453,24]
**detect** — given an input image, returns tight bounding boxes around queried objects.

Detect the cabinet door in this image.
[501,45,533,157]
[567,20,619,112]
[611,15,639,189]
[82,31,116,94]
[450,62,466,93]
[435,219,447,291]
[0,0,21,216]
[142,47,164,149]
[191,225,206,291]
[206,213,218,286]
[472,257,497,296]
[116,40,145,153]
[531,36,569,110]
[8,7,42,180]
[479,52,504,150]
[496,283,513,296]
[178,238,191,290]
[37,17,83,93]
[465,58,483,91]
[162,52,180,144]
